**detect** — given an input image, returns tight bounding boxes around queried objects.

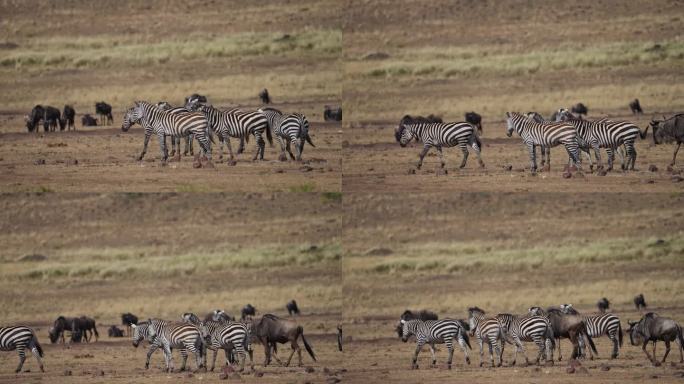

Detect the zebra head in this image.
[395,123,413,147]
[181,312,201,325]
[627,319,644,346]
[130,322,148,348]
[556,108,573,122]
[528,306,544,316]
[399,319,415,342]
[121,106,142,132]
[467,307,485,331]
[505,112,519,137]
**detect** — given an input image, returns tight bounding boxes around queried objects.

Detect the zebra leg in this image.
[237,136,245,154]
[545,337,554,364]
[629,142,637,170]
[416,145,430,170]
[447,343,455,370]
[435,146,447,174]
[138,133,151,161]
[294,138,303,161]
[535,338,545,365]
[593,143,602,170]
[477,336,485,367]
[458,143,469,168]
[487,340,494,367]
[610,334,619,359]
[14,346,26,373]
[170,136,176,157]
[156,133,168,164]
[411,341,424,369]
[223,133,236,165]
[285,140,296,161]
[30,344,44,372]
[458,332,470,365]
[145,344,159,369]
[277,136,288,161]
[471,139,485,168]
[428,343,437,367]
[495,339,503,367]
[179,349,188,372]
[252,133,265,161]
[528,143,537,172]
[211,348,218,371]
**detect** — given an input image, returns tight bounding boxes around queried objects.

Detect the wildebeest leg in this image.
[662,339,671,363]
[412,341,424,369]
[416,145,430,170]
[284,340,298,367]
[642,340,654,363]
[262,339,271,366]
[672,142,681,166]
[528,143,537,172]
[459,143,469,168]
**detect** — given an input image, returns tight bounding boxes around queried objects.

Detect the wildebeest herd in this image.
[24,102,111,132]
[0,299,342,374]
[395,294,683,371]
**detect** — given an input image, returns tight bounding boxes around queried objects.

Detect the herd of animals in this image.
[395,99,684,175]
[397,293,683,371]
[0,299,346,374]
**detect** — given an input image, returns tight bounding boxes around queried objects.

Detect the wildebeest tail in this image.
[639,125,649,139]
[677,325,684,352]
[305,133,315,148]
[618,322,623,347]
[93,324,99,339]
[298,326,316,361]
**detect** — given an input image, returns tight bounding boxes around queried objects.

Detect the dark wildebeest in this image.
[337,324,343,352]
[401,309,438,321]
[81,114,98,127]
[324,105,342,122]
[79,316,99,342]
[108,325,124,338]
[184,93,207,109]
[252,314,316,367]
[286,300,300,316]
[571,102,588,118]
[204,309,234,323]
[630,99,643,114]
[39,106,62,132]
[634,294,648,311]
[529,307,597,361]
[465,111,483,135]
[628,313,684,365]
[48,316,81,344]
[95,101,113,125]
[597,298,610,313]
[25,105,45,132]
[400,114,442,125]
[651,114,684,166]
[259,88,271,104]
[121,313,138,337]
[62,105,75,131]
[241,304,256,320]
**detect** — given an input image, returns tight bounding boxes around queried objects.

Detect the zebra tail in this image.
[299,326,317,361]
[618,322,623,347]
[462,330,472,350]
[33,332,44,357]
[305,133,315,148]
[470,129,482,151]
[266,123,273,147]
[545,325,555,350]
[93,324,99,339]
[677,325,684,351]
[583,328,598,355]
[639,125,649,139]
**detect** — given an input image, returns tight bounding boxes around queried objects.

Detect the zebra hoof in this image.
[193,161,202,169]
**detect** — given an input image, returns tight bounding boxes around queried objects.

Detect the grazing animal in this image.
[337,325,343,352]
[628,313,684,365]
[495,313,555,366]
[528,307,596,361]
[571,103,588,117]
[465,111,483,134]
[121,313,138,337]
[43,106,63,132]
[241,304,256,320]
[78,316,99,342]
[155,102,194,158]
[252,314,316,367]
[260,108,315,161]
[259,88,271,104]
[323,105,342,122]
[634,294,647,311]
[108,326,124,338]
[630,99,643,114]
[398,318,471,370]
[0,326,44,373]
[207,320,253,372]
[401,310,438,322]
[467,307,504,367]
[62,105,75,131]
[81,114,98,127]
[560,304,622,359]
[205,310,234,323]
[144,319,205,372]
[48,316,81,344]
[596,298,610,313]
[184,94,207,107]
[25,105,45,132]
[95,101,113,125]
[395,120,484,171]
[286,300,300,316]
[651,114,684,166]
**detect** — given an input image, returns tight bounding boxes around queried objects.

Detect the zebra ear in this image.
[400,319,406,324]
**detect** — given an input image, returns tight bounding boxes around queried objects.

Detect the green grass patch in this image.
[289,183,316,193]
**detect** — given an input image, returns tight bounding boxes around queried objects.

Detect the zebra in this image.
[505,112,581,173]
[398,318,471,370]
[156,102,194,157]
[467,307,505,367]
[121,101,213,166]
[560,304,623,359]
[132,319,205,372]
[0,326,44,373]
[586,114,649,170]
[209,321,253,372]
[395,121,484,172]
[259,107,315,161]
[188,103,270,163]
[495,313,554,366]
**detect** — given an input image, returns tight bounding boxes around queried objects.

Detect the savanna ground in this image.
[342,192,684,383]
[342,0,684,192]
[0,0,342,192]
[0,193,343,383]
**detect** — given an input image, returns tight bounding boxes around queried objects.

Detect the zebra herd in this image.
[398,304,684,370]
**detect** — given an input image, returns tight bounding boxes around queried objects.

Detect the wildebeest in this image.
[95,101,113,125]
[259,88,271,104]
[571,102,588,117]
[48,316,81,344]
[465,111,482,134]
[628,313,684,365]
[43,106,63,132]
[401,309,438,321]
[108,325,124,338]
[597,298,610,313]
[324,105,342,121]
[121,313,138,337]
[529,307,597,361]
[62,105,75,131]
[184,93,207,108]
[81,114,98,127]
[25,105,44,132]
[204,309,234,323]
[252,314,316,367]
[78,316,99,342]
[651,114,684,166]
[630,99,643,114]
[634,294,648,310]
[286,300,300,316]
[241,304,256,320]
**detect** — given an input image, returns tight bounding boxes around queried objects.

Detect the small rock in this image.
[641,178,655,184]
[323,367,333,376]
[654,361,662,367]
[562,171,572,179]
[273,168,284,173]
[597,169,607,176]
[66,159,78,166]
[672,175,683,183]
[649,164,658,172]
[366,248,393,256]
[300,165,314,172]
[34,159,46,165]
[254,371,264,377]
[503,164,513,171]
[305,366,315,373]
[568,359,582,368]
[193,161,202,169]
[407,168,416,175]
[326,378,341,384]
[186,372,193,378]
[566,367,575,374]
[651,374,659,379]
[64,369,72,376]
[600,364,610,371]
[577,366,589,375]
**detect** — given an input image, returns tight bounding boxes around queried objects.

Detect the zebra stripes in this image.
[506,112,581,172]
[560,304,623,358]
[467,307,504,367]
[395,121,484,171]
[133,319,204,372]
[0,326,44,373]
[208,321,253,372]
[399,319,471,369]
[495,313,554,366]
[156,102,195,157]
[587,114,648,170]
[260,108,315,161]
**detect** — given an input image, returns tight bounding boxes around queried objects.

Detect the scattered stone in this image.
[407,168,416,175]
[503,164,513,171]
[305,366,315,373]
[193,161,202,169]
[649,164,658,172]
[326,377,341,384]
[651,374,659,379]
[600,364,610,371]
[323,367,333,376]
[66,159,78,166]
[641,178,655,184]
[18,253,47,262]
[95,369,105,376]
[34,159,46,165]
[47,142,67,147]
[64,369,72,376]
[597,169,608,176]
[577,366,589,375]
[273,168,284,173]
[672,175,683,183]
[300,165,314,172]
[568,359,582,368]
[654,361,661,367]
[562,171,572,179]
[363,52,390,60]
[566,367,575,374]
[254,371,264,377]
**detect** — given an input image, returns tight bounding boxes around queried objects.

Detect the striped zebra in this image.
[0,326,44,373]
[524,112,553,168]
[181,313,252,371]
[132,319,204,372]
[156,102,194,158]
[560,304,623,359]
[259,107,315,161]
[467,307,505,367]
[121,101,213,166]
[190,104,270,162]
[399,318,471,370]
[506,112,581,173]
[581,112,649,170]
[495,313,554,366]
[395,121,484,171]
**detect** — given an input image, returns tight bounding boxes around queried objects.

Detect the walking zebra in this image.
[121,101,213,166]
[506,112,581,173]
[395,121,484,171]
[156,102,194,157]
[0,326,44,373]
[495,313,554,366]
[583,113,649,170]
[560,304,623,359]
[181,312,251,371]
[259,108,315,161]
[132,319,204,372]
[467,307,505,367]
[398,318,471,370]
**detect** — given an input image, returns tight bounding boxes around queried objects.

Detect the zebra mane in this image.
[260,107,282,114]
[468,306,485,314]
